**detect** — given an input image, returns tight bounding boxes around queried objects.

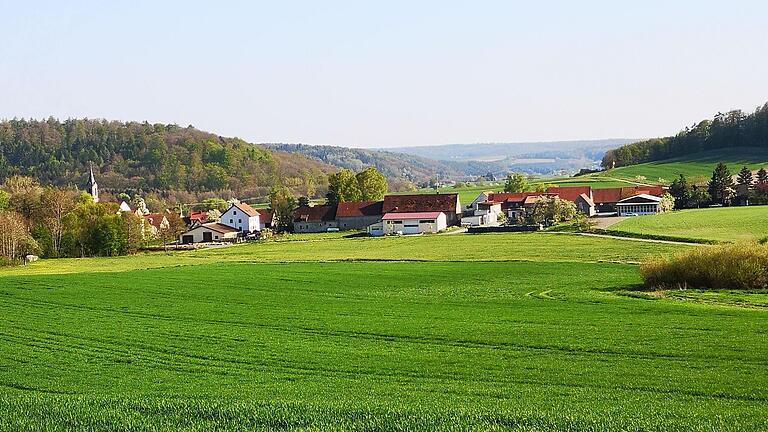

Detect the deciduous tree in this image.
[503,173,528,193]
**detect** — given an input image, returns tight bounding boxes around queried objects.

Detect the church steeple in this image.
[86,162,99,203]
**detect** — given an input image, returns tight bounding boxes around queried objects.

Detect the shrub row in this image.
[595,229,718,245]
[641,243,768,290]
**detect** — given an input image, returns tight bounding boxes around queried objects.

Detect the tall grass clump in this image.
[641,243,768,290]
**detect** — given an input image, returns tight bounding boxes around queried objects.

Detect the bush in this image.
[640,243,768,290]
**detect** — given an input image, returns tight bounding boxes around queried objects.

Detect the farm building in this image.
[221,202,261,234]
[382,193,461,226]
[143,213,169,237]
[370,211,448,236]
[293,205,338,233]
[336,201,383,231]
[592,186,665,213]
[616,194,664,216]
[256,208,273,230]
[461,201,502,227]
[179,222,239,244]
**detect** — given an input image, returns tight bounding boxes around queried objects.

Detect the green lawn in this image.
[593,147,768,185]
[610,206,768,242]
[1,233,766,431]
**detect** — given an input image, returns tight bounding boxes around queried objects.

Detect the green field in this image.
[1,233,767,431]
[611,206,768,242]
[593,147,768,185]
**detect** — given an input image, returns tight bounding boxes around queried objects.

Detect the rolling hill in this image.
[592,147,768,185]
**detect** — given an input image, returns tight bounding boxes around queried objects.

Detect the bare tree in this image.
[0,210,33,261]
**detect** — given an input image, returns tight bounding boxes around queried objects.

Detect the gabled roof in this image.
[143,213,166,228]
[383,193,459,214]
[486,192,543,204]
[188,222,239,234]
[617,193,663,204]
[546,186,592,202]
[591,186,665,204]
[336,200,384,217]
[592,188,623,204]
[382,211,443,220]
[293,205,337,223]
[256,208,273,224]
[578,193,595,207]
[228,202,260,217]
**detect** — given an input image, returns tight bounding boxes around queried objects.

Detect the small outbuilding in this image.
[374,211,447,235]
[179,222,239,244]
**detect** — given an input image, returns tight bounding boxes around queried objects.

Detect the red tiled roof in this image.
[382,212,443,220]
[143,213,166,228]
[188,210,208,221]
[293,205,337,223]
[546,186,592,202]
[230,202,260,217]
[486,192,543,203]
[591,186,664,204]
[336,200,384,217]
[256,208,273,224]
[592,188,623,204]
[383,194,459,214]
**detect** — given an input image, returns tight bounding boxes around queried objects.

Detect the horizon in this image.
[2,1,767,148]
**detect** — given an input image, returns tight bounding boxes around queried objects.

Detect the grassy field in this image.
[1,233,766,431]
[593,147,768,185]
[611,206,768,242]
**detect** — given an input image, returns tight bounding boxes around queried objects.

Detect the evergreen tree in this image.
[737,166,754,188]
[707,163,734,205]
[668,174,691,209]
[756,167,768,186]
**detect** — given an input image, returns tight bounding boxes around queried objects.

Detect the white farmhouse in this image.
[220,202,261,234]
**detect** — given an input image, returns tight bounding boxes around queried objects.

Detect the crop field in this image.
[1,233,767,431]
[593,147,768,185]
[610,206,768,242]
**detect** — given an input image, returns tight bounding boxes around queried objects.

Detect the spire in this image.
[86,162,99,203]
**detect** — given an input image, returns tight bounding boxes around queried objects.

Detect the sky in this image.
[1,1,767,148]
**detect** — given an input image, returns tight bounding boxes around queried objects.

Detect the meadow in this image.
[1,232,766,431]
[592,147,768,185]
[610,206,768,242]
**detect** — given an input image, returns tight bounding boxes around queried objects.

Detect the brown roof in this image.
[256,208,273,224]
[383,193,459,214]
[487,192,544,203]
[336,200,384,218]
[197,222,239,234]
[547,186,592,202]
[231,202,260,217]
[592,186,665,204]
[293,205,337,223]
[143,213,166,228]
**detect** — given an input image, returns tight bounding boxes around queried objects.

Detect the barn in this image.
[179,223,239,244]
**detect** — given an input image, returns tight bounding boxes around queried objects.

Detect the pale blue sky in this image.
[1,1,767,148]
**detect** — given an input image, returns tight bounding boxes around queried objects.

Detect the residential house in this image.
[370,211,447,236]
[143,213,169,238]
[179,222,239,244]
[293,205,338,233]
[461,200,502,227]
[336,201,384,231]
[184,210,208,227]
[221,202,260,234]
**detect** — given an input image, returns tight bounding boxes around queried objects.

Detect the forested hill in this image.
[602,102,768,168]
[0,118,335,199]
[265,143,499,185]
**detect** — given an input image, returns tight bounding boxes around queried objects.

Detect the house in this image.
[382,193,461,226]
[117,201,132,213]
[483,192,548,220]
[293,205,338,233]
[256,208,273,230]
[336,201,384,231]
[461,200,502,227]
[220,202,260,234]
[184,210,208,227]
[615,194,664,216]
[179,222,239,244]
[143,213,169,237]
[370,211,447,236]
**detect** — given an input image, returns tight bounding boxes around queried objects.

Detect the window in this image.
[418,220,433,224]
[238,219,242,223]
[393,221,403,224]
[230,219,233,223]
[234,211,237,215]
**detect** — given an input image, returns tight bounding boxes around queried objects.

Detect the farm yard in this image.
[1,232,767,431]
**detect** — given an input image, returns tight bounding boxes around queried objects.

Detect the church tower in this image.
[86,162,99,203]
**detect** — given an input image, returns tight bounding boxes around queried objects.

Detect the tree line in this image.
[668,163,768,209]
[0,176,187,264]
[602,103,768,168]
[0,118,332,201]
